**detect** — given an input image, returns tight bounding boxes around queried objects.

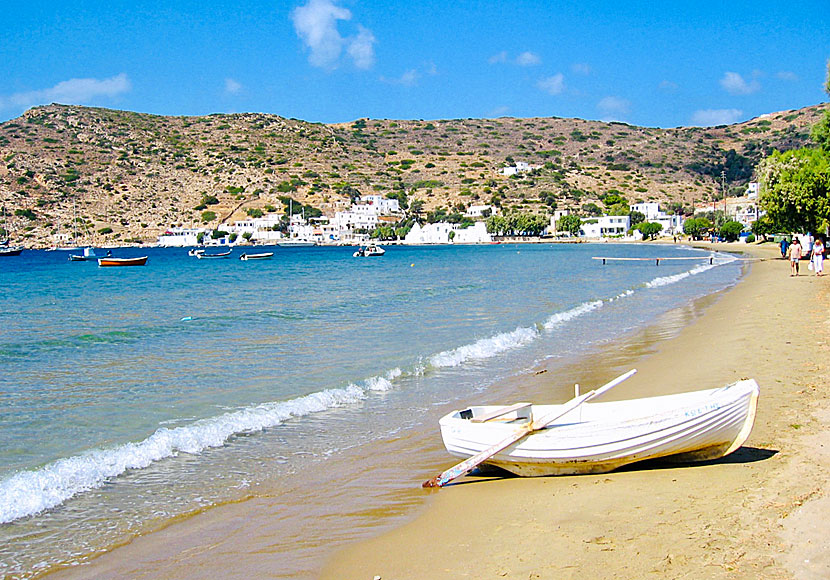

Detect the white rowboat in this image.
[437,378,759,477]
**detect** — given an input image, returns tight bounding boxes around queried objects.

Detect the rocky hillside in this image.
[0,102,826,247]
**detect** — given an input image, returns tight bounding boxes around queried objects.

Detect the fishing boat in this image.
[195,249,232,259]
[0,245,22,256]
[277,239,316,247]
[239,252,274,261]
[97,256,148,267]
[187,248,204,257]
[436,378,759,478]
[353,244,385,257]
[69,247,111,261]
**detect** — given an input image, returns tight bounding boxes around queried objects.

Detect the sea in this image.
[0,242,743,578]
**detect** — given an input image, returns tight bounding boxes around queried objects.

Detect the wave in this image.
[0,385,367,524]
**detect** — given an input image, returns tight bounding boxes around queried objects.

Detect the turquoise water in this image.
[0,243,741,577]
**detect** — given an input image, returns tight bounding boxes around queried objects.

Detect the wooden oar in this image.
[422,369,637,488]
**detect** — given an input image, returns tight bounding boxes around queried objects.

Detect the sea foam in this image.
[0,384,366,524]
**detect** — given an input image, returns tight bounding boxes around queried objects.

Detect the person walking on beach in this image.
[780,237,789,259]
[788,237,802,276]
[811,237,825,276]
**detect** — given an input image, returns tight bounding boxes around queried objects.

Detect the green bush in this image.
[98,227,113,235]
[201,211,216,223]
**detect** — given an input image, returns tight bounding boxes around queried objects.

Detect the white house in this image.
[359,194,401,215]
[465,204,498,218]
[630,202,684,235]
[403,222,492,244]
[500,161,534,176]
[746,182,759,199]
[579,216,630,238]
[158,227,207,246]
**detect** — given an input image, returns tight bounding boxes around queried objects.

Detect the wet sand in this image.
[322,242,830,580]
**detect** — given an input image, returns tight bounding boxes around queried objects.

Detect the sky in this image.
[1,0,828,128]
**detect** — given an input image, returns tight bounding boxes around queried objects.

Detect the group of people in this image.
[783,236,825,277]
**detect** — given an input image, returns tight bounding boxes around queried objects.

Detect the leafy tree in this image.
[242,232,253,241]
[628,210,646,226]
[683,217,712,240]
[247,208,263,218]
[750,215,777,241]
[601,193,626,207]
[581,202,602,217]
[719,220,744,242]
[759,148,830,234]
[556,214,582,236]
[606,202,630,216]
[759,60,830,234]
[201,211,216,223]
[15,208,36,220]
[636,222,663,240]
[196,232,205,244]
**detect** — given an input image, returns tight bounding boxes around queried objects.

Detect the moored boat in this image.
[437,378,759,477]
[239,252,274,260]
[69,247,111,261]
[97,256,148,267]
[353,243,385,257]
[195,249,232,259]
[0,246,22,256]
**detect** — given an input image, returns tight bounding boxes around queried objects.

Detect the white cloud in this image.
[659,80,679,91]
[488,51,508,64]
[720,72,760,95]
[0,73,131,111]
[776,71,798,82]
[291,0,374,70]
[690,108,743,126]
[225,78,242,95]
[598,96,631,120]
[571,63,591,75]
[538,74,565,95]
[381,69,418,86]
[516,52,541,66]
[347,25,376,70]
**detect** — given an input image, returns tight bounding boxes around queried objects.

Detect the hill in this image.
[0,102,827,247]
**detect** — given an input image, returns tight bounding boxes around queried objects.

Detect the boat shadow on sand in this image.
[455,446,778,485]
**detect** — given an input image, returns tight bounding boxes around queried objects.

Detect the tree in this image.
[759,148,830,234]
[628,210,646,227]
[719,220,744,242]
[556,214,582,236]
[683,217,712,240]
[581,202,602,217]
[636,222,663,240]
[750,215,776,241]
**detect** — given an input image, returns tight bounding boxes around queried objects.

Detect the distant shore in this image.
[321,241,830,580]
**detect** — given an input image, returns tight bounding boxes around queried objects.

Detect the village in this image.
[157,176,763,248]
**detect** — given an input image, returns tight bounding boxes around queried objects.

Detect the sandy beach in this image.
[321,242,830,580]
[47,242,829,580]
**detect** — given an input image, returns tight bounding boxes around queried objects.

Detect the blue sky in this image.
[1,0,828,127]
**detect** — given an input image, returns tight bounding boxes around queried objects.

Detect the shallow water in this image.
[0,243,741,577]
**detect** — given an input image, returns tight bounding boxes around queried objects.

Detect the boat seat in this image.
[471,402,532,423]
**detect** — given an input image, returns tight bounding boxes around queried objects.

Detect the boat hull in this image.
[97,257,148,267]
[240,252,274,260]
[438,379,759,477]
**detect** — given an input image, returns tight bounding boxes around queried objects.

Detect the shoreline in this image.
[43,242,828,579]
[321,242,830,579]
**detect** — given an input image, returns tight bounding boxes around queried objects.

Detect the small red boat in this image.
[97,256,148,267]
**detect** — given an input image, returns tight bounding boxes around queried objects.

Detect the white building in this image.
[359,194,401,215]
[579,216,630,238]
[158,227,207,246]
[746,182,759,199]
[465,204,498,218]
[630,202,684,235]
[403,222,492,244]
[501,161,534,176]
